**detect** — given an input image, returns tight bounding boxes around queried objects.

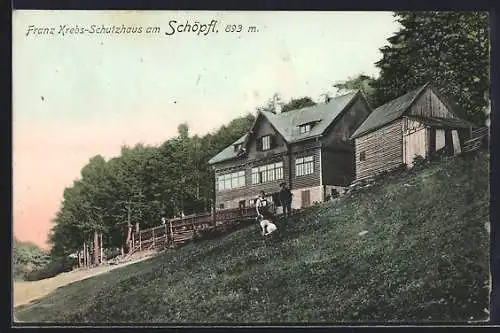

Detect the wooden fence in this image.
[127,206,259,256]
[463,126,489,153]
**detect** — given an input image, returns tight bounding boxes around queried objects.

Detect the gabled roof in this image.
[351,83,477,139]
[208,91,363,165]
[351,83,429,139]
[260,91,359,144]
[207,133,248,165]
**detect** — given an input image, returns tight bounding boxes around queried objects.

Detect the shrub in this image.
[411,155,428,170]
[13,240,51,280]
[24,256,78,281]
[104,248,122,260]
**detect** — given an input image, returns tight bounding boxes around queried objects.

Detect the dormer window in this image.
[298,120,320,134]
[299,124,312,134]
[234,143,242,152]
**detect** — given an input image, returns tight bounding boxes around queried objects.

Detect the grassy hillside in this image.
[15,152,490,323]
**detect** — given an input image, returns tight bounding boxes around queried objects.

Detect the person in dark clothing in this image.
[256,190,274,221]
[279,182,293,219]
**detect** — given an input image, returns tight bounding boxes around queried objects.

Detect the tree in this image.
[177,123,189,139]
[372,11,489,124]
[47,113,256,256]
[256,93,283,114]
[333,74,377,107]
[257,94,317,113]
[281,97,317,112]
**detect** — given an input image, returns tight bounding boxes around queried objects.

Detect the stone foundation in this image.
[290,186,323,209]
[324,185,349,200]
[217,184,348,211]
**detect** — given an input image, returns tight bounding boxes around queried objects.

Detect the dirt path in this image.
[13,251,158,309]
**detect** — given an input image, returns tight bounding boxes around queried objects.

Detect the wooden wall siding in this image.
[246,155,289,198]
[436,129,446,151]
[321,150,354,187]
[408,88,457,119]
[403,119,428,166]
[214,141,321,206]
[290,139,321,153]
[319,95,370,186]
[247,116,288,159]
[291,147,321,189]
[212,156,251,172]
[213,150,287,174]
[322,95,372,147]
[215,154,290,203]
[355,119,403,180]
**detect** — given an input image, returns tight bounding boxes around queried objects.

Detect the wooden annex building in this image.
[350,83,477,181]
[208,91,372,211]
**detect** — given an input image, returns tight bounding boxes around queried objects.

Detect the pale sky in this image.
[13,10,401,249]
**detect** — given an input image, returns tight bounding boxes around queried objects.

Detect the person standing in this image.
[256,190,274,221]
[279,182,293,219]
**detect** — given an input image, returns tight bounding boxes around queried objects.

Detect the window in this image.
[217,170,245,191]
[259,165,268,183]
[234,144,242,152]
[262,135,271,151]
[252,162,284,184]
[299,124,312,134]
[251,167,260,185]
[359,151,366,161]
[276,162,283,180]
[296,156,314,176]
[237,170,245,187]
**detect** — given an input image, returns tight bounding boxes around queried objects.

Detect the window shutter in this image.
[271,135,276,149]
[256,138,262,151]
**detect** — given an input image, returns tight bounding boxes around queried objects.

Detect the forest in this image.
[46,11,489,258]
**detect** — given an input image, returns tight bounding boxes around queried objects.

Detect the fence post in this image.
[139,231,142,252]
[131,232,135,253]
[169,219,174,245]
[82,243,85,268]
[86,242,89,268]
[165,223,169,245]
[100,233,103,264]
